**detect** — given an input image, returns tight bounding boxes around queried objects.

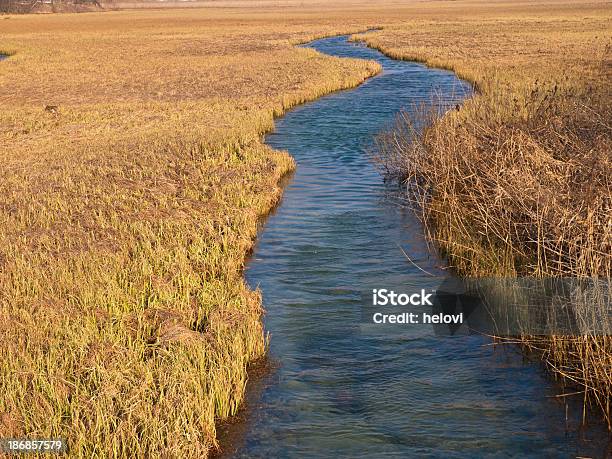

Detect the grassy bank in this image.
[367,4,612,425]
[0,9,382,457]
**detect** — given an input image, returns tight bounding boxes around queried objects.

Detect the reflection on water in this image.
[234,36,609,458]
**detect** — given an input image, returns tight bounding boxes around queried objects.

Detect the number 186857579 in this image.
[0,438,66,454]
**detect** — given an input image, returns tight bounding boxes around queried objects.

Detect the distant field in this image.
[0,1,609,457]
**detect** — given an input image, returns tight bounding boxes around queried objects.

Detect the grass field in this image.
[0,7,383,457]
[0,1,610,457]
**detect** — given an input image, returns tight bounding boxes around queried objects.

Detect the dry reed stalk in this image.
[376,78,612,425]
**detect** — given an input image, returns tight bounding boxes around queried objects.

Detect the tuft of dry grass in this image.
[378,87,610,277]
[372,3,612,427]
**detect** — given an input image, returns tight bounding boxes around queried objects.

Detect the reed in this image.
[375,44,612,427]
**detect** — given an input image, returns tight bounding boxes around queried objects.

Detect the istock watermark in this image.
[371,288,463,327]
[364,285,470,336]
[372,289,434,306]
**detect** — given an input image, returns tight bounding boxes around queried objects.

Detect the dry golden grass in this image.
[0,1,610,457]
[0,7,384,458]
[357,4,610,91]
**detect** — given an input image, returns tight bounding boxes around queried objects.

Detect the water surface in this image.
[235,36,608,458]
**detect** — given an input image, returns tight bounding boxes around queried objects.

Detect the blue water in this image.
[232,36,609,458]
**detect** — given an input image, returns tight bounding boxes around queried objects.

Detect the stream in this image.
[228,36,608,458]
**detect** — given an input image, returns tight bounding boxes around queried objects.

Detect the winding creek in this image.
[0,33,607,459]
[224,36,611,458]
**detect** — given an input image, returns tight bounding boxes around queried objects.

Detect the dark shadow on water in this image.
[212,358,281,459]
